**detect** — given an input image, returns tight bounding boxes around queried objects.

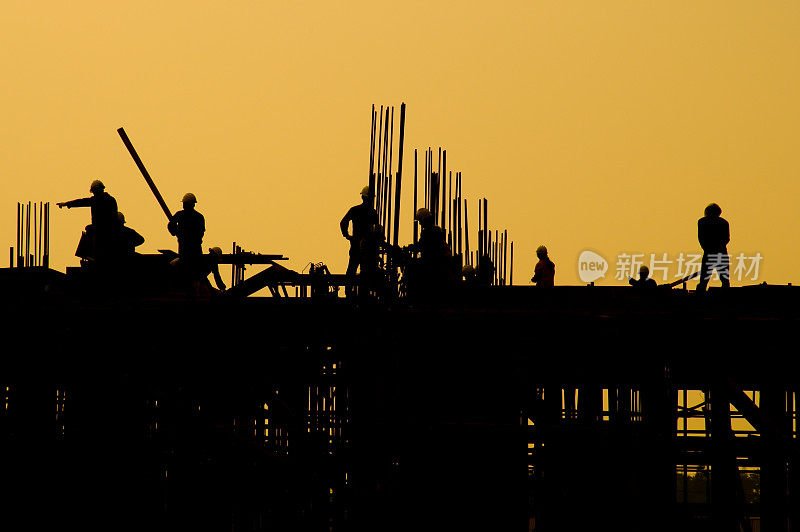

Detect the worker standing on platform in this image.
[340,186,379,297]
[696,203,730,292]
[531,245,555,287]
[629,265,657,289]
[57,179,121,263]
[168,192,205,272]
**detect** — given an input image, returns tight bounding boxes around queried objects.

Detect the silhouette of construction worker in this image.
[531,245,555,287]
[696,203,730,292]
[414,208,448,265]
[168,193,205,269]
[629,265,657,289]
[340,186,379,296]
[57,179,121,262]
[117,212,145,257]
[199,247,227,293]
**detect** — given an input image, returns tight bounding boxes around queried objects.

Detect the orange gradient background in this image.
[3,1,798,286]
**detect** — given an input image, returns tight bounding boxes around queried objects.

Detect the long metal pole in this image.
[393,103,406,247]
[387,106,394,240]
[16,203,20,268]
[26,201,30,267]
[464,199,469,267]
[376,106,384,215]
[38,202,43,266]
[510,242,514,286]
[368,105,376,208]
[117,127,173,220]
[504,229,508,286]
[413,149,418,245]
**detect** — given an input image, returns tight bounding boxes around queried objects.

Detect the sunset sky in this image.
[3,1,798,286]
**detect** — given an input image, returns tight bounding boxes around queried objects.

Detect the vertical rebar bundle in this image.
[13,202,49,268]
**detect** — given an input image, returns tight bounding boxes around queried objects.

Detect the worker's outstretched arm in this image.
[57,197,92,209]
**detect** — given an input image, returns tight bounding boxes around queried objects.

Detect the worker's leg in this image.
[696,254,711,292]
[718,253,731,288]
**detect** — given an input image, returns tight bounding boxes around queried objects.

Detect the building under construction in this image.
[0,109,797,532]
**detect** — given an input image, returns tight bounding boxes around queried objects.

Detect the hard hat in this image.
[639,265,650,275]
[90,179,105,192]
[536,245,548,255]
[208,246,223,256]
[182,192,197,204]
[415,208,432,221]
[462,264,475,274]
[117,212,125,224]
[360,186,370,197]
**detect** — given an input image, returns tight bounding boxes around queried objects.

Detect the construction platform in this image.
[0,271,797,531]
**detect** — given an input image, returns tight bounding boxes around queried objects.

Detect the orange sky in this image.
[3,1,799,286]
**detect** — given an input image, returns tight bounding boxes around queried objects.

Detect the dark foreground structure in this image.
[0,267,798,531]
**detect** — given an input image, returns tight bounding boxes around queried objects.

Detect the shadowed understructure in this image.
[0,272,797,531]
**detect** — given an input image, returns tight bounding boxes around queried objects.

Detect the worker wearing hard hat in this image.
[117,211,145,256]
[531,245,555,287]
[168,192,205,267]
[340,186,379,296]
[57,179,121,262]
[199,246,227,293]
[629,265,657,289]
[413,208,448,265]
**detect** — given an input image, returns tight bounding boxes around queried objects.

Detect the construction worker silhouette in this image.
[531,245,555,287]
[168,193,205,266]
[117,212,145,257]
[696,203,730,292]
[199,247,227,294]
[57,179,121,262]
[629,265,657,289]
[340,186,379,297]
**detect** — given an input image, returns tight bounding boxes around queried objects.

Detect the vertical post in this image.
[413,148,418,246]
[393,103,406,248]
[33,202,37,266]
[16,203,21,268]
[464,199,469,267]
[510,242,514,286]
[439,148,444,229]
[44,203,49,268]
[457,173,462,259]
[448,170,453,253]
[26,202,30,268]
[368,105,376,210]
[424,149,429,211]
[483,199,488,262]
[376,106,384,214]
[504,230,508,286]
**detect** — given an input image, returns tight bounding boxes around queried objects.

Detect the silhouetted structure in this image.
[629,265,657,289]
[57,180,120,262]
[531,245,555,287]
[697,203,730,292]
